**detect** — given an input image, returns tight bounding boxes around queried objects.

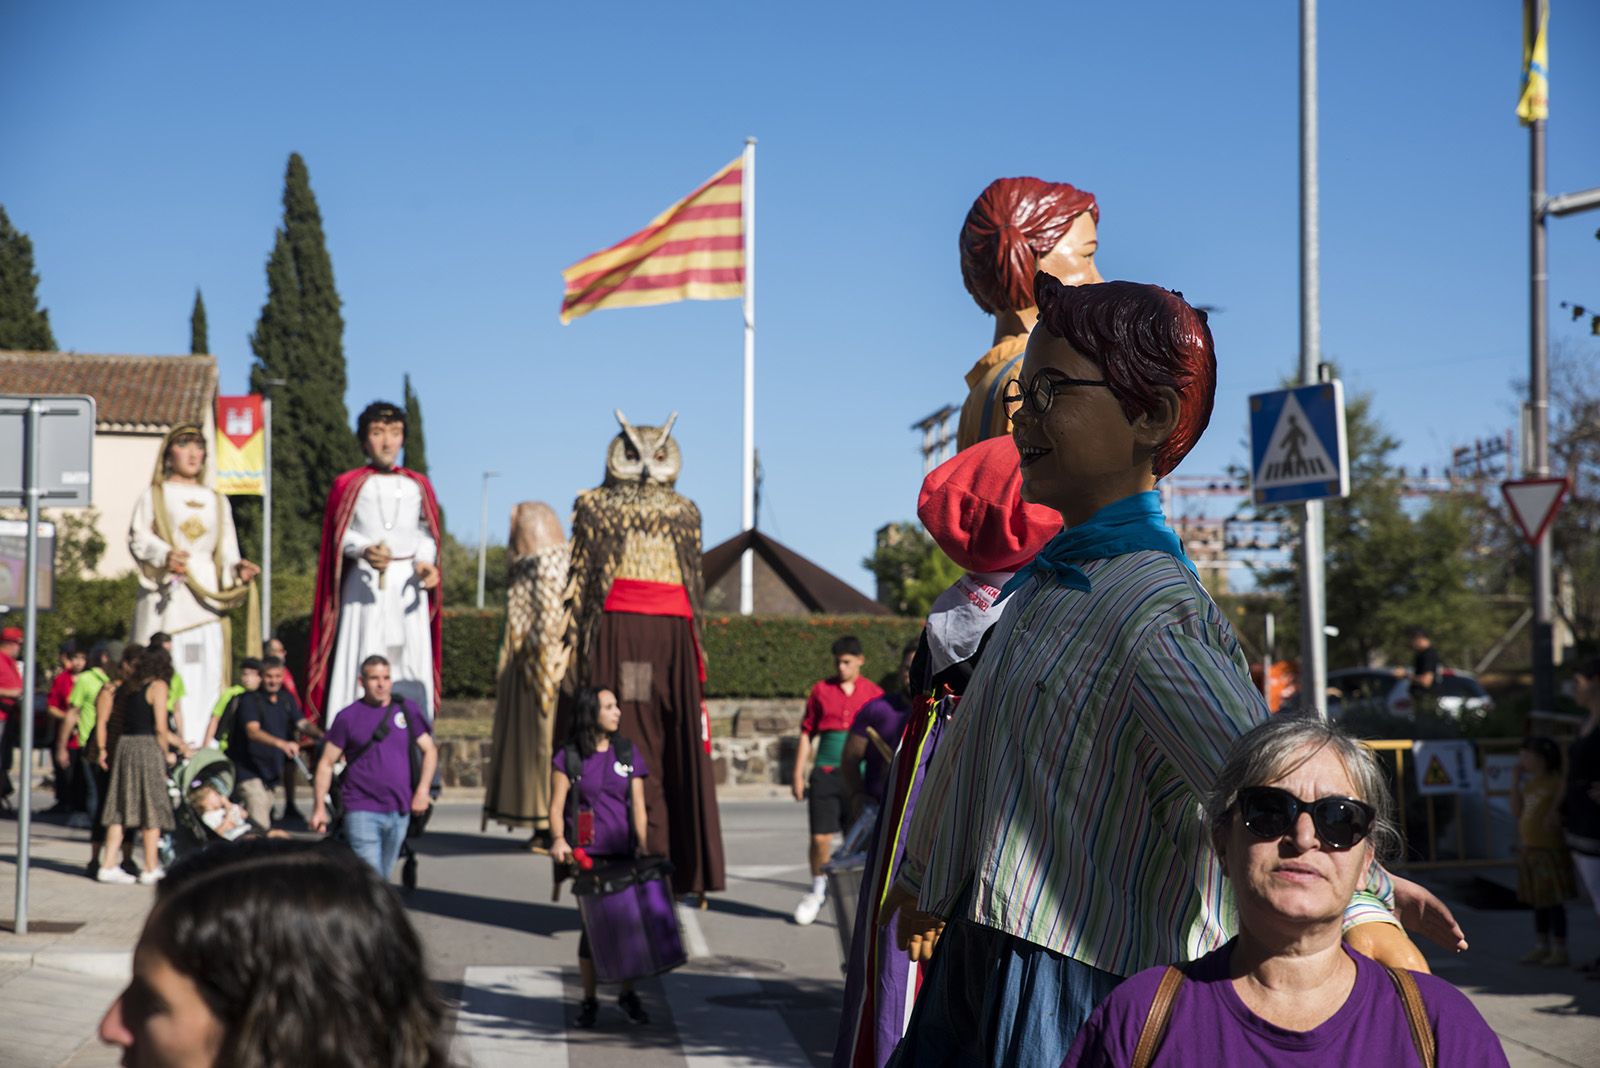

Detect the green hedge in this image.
[701,614,923,697]
[276,610,923,700]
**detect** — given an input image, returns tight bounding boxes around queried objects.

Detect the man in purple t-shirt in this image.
[311,655,439,879]
[839,645,917,817]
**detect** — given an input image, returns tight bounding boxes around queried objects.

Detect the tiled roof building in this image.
[0,351,221,580]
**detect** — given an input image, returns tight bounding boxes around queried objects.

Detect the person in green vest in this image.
[204,659,262,752]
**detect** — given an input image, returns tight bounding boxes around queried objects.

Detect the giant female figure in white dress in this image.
[128,425,259,749]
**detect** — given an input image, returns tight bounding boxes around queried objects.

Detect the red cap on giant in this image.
[917,437,1061,573]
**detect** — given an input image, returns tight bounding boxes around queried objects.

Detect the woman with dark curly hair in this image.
[98,838,451,1067]
[96,644,189,885]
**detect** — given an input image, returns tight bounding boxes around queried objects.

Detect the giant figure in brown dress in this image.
[482,502,571,841]
[562,410,725,896]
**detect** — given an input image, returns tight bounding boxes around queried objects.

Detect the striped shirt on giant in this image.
[896,550,1395,978]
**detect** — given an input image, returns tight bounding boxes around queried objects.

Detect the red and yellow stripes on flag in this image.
[560,156,744,324]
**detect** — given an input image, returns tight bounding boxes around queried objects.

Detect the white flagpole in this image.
[739,137,757,615]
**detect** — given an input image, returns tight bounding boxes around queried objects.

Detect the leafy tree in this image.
[1254,386,1504,671]
[190,288,208,354]
[863,522,963,618]
[1547,337,1600,655]
[0,205,57,350]
[438,531,506,608]
[245,154,359,571]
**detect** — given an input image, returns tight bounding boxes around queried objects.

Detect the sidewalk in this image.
[0,806,151,1067]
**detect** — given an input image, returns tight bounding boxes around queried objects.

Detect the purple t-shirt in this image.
[553,740,649,858]
[849,693,913,802]
[1064,941,1508,1067]
[326,699,430,815]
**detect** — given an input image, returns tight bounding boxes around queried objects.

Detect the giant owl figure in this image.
[482,501,571,841]
[562,410,725,897]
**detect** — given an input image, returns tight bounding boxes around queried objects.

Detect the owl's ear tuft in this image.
[659,411,679,441]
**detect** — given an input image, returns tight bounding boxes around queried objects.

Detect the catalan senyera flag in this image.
[1517,0,1549,125]
[215,395,265,496]
[560,156,744,324]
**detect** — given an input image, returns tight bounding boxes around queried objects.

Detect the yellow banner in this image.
[215,395,265,495]
[1517,0,1549,125]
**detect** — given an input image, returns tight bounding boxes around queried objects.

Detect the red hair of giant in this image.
[959,177,1099,315]
[1033,274,1216,478]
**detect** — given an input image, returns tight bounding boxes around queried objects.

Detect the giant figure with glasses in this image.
[880,275,1468,1066]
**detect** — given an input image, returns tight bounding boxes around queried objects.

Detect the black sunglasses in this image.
[1234,786,1376,850]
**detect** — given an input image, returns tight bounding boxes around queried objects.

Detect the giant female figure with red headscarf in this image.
[307,401,444,724]
[956,177,1103,451]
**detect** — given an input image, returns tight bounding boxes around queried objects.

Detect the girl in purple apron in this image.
[550,686,652,1028]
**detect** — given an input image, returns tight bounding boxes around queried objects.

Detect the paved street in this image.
[2,786,1597,1066]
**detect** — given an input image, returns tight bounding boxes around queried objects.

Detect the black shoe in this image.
[617,990,649,1025]
[573,997,599,1029]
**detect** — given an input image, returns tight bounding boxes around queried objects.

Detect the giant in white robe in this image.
[325,473,438,724]
[129,481,242,749]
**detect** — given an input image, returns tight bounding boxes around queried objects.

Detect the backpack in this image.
[329,703,433,836]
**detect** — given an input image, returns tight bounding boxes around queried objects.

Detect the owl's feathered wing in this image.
[498,542,572,714]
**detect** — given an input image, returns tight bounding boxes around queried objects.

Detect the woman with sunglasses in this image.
[1065,715,1506,1066]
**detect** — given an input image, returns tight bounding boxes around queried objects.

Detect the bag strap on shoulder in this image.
[342,711,393,768]
[1131,965,1185,1068]
[1384,965,1436,1068]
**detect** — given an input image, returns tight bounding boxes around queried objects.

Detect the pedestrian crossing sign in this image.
[1249,381,1350,505]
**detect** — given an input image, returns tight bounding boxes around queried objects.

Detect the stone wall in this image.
[429,696,808,790]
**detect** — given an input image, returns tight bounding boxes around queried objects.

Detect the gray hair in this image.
[1204,714,1401,863]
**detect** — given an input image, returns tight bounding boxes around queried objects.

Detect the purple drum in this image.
[572,857,687,983]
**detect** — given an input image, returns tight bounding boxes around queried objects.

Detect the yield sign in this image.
[1501,477,1568,545]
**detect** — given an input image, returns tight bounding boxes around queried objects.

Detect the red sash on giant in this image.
[603,577,709,751]
[305,465,445,721]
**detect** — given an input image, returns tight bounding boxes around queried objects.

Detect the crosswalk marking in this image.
[662,969,812,1068]
[451,965,813,1067]
[452,966,570,1068]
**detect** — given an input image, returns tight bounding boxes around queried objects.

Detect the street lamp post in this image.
[477,470,500,609]
[260,377,287,639]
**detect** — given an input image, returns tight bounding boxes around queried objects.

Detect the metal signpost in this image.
[1250,380,1350,717]
[0,395,95,935]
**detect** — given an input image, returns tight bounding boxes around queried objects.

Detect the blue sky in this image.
[4,2,1598,593]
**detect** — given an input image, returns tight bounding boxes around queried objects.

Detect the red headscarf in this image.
[918,436,1061,573]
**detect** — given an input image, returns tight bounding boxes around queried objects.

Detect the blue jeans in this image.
[888,918,1123,1068]
[341,810,410,880]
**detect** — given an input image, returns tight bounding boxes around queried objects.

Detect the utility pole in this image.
[477,470,499,609]
[1297,0,1329,718]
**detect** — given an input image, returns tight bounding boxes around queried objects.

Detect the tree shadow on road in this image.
[403,885,579,939]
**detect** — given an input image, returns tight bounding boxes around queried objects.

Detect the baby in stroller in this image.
[166,749,287,863]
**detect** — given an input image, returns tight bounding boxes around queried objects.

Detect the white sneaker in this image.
[793,891,825,926]
[137,868,166,886]
[96,867,137,885]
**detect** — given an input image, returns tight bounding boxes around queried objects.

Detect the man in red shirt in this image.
[45,641,84,814]
[0,625,25,812]
[792,635,883,926]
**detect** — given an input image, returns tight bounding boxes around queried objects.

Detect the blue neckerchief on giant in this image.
[998,490,1196,600]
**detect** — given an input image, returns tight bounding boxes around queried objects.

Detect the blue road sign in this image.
[1249,381,1349,506]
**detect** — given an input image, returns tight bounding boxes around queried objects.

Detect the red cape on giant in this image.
[305,465,445,721]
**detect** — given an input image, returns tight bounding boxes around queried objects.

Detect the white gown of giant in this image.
[129,474,246,750]
[325,473,439,724]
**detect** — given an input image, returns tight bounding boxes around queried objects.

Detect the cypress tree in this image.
[190,288,208,354]
[401,373,443,532]
[247,154,359,570]
[402,373,429,475]
[0,205,58,350]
